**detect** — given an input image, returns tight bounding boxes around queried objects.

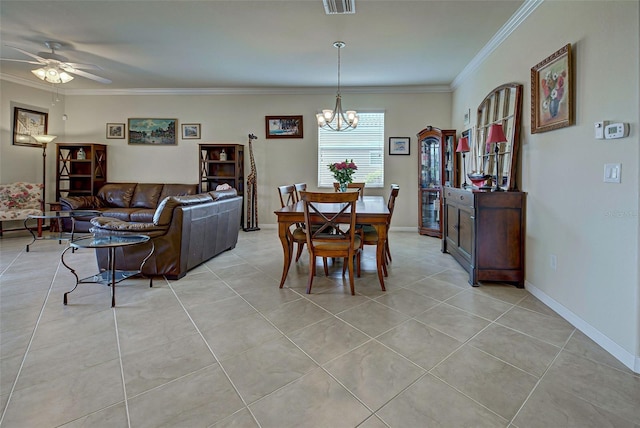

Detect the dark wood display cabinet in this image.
[442,186,526,287]
[417,126,457,237]
[55,143,107,200]
[199,143,245,224]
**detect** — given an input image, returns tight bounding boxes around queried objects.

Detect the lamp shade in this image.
[486,124,507,144]
[32,135,57,145]
[456,136,470,153]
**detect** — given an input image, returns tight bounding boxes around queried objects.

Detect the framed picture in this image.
[181,123,201,139]
[389,137,410,155]
[531,43,573,133]
[128,118,177,145]
[106,123,125,139]
[265,115,303,139]
[13,107,48,147]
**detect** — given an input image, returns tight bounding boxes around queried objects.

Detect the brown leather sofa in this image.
[59,183,199,232]
[60,183,242,279]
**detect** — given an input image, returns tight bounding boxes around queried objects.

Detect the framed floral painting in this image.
[531,43,573,133]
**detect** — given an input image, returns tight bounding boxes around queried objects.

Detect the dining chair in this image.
[359,184,399,276]
[293,183,307,202]
[277,185,308,262]
[299,190,362,295]
[333,182,365,198]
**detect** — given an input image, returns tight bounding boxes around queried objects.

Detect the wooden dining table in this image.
[274,195,390,290]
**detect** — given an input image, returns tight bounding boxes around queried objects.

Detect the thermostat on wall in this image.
[604,122,629,139]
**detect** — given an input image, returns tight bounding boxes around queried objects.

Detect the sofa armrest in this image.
[90,216,168,238]
[60,196,103,210]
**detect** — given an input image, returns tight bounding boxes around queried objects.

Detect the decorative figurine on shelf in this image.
[244,133,260,232]
[77,147,86,160]
[219,149,227,161]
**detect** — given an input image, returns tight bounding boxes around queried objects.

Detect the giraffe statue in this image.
[244,133,260,231]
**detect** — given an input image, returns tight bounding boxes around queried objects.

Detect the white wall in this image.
[1,82,451,229]
[452,1,639,370]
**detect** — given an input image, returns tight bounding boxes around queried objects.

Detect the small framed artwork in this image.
[531,43,573,133]
[106,123,125,139]
[13,106,48,147]
[463,108,471,126]
[181,123,201,139]
[389,137,410,155]
[265,115,303,139]
[128,118,177,145]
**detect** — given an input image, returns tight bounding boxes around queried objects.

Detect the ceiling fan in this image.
[1,41,111,84]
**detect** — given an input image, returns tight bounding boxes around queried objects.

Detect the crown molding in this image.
[1,74,450,96]
[451,0,544,90]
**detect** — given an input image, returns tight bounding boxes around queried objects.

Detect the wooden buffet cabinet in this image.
[442,186,526,287]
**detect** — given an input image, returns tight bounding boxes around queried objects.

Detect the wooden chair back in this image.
[299,190,361,294]
[387,184,400,222]
[278,185,297,208]
[333,182,365,197]
[293,183,307,202]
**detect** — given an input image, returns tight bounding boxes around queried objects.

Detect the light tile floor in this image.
[1,229,639,427]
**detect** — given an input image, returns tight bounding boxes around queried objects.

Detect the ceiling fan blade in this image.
[64,67,112,84]
[0,58,43,65]
[4,45,47,63]
[64,62,102,71]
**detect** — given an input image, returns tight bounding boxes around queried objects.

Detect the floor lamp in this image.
[456,136,470,188]
[32,135,57,211]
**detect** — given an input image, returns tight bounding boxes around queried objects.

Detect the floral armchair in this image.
[0,182,43,236]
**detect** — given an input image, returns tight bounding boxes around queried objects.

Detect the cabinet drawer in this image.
[444,187,473,207]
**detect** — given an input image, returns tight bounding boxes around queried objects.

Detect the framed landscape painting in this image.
[128,118,177,145]
[13,107,48,147]
[181,123,201,139]
[106,123,125,139]
[265,115,303,139]
[389,137,410,155]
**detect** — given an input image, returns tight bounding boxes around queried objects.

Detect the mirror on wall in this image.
[472,83,523,191]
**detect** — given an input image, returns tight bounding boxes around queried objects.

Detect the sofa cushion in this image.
[129,209,155,223]
[97,183,137,208]
[159,184,198,201]
[131,184,164,208]
[100,208,140,221]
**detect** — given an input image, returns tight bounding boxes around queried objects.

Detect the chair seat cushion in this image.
[315,235,361,251]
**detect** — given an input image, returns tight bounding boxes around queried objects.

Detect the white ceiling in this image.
[0,0,525,93]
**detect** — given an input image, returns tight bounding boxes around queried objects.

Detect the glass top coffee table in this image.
[61,234,154,307]
[24,210,101,252]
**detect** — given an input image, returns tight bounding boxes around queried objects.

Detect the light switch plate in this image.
[604,163,621,183]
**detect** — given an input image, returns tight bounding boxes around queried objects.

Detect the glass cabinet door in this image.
[417,127,457,237]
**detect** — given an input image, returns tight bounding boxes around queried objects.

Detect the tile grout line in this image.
[164,277,264,428]
[507,328,577,426]
[112,308,131,428]
[0,251,58,426]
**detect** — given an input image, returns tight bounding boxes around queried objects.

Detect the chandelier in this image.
[316,41,359,131]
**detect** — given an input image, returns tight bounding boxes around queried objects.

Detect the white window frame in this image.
[317,111,385,188]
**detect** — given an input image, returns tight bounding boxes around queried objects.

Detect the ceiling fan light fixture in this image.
[316,41,358,132]
[31,66,74,84]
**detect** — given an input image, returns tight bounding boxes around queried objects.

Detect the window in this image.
[317,112,385,188]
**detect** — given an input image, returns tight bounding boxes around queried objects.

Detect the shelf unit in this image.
[55,143,107,200]
[417,127,457,237]
[199,143,245,224]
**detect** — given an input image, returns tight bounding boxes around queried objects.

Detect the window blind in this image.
[317,112,385,188]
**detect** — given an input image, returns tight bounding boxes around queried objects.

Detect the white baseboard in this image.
[525,281,640,374]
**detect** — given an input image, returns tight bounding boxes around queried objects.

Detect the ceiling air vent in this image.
[323,0,355,15]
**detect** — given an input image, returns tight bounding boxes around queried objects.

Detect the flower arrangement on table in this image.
[328,159,358,191]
